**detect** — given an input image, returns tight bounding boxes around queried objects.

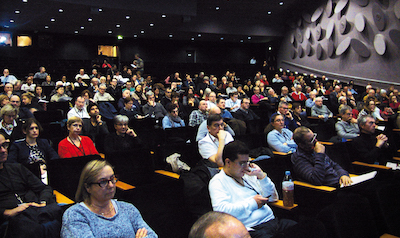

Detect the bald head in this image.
[209,106,221,115]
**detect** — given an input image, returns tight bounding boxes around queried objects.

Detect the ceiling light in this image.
[240,39,244,42]
[161,14,167,18]
[280,68,283,72]
[50,18,55,22]
[10,19,14,23]
[59,9,63,13]
[220,37,224,40]
[80,26,84,29]
[134,34,138,38]
[117,35,123,40]
[116,24,120,28]
[15,10,20,14]
[98,8,103,12]
[4,25,9,28]
[141,30,145,34]
[279,2,284,5]
[268,11,272,15]
[169,34,173,38]
[88,18,93,22]
[216,6,220,10]
[126,15,130,19]
[198,34,202,37]
[22,0,28,2]
[108,30,112,34]
[149,23,154,27]
[74,31,78,34]
[248,36,251,40]
[44,25,49,29]
[268,46,272,50]
[191,37,195,41]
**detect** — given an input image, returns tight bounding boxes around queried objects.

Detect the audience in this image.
[104,115,142,153]
[188,100,208,127]
[162,103,185,129]
[335,105,359,140]
[267,114,297,153]
[93,84,115,102]
[82,102,109,145]
[67,96,90,119]
[0,104,24,142]
[270,101,298,131]
[311,97,333,121]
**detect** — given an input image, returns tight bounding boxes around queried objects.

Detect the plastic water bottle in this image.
[282,171,294,207]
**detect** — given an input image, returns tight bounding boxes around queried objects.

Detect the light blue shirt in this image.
[267,128,297,153]
[225,98,241,112]
[1,75,17,84]
[209,169,278,229]
[162,116,185,129]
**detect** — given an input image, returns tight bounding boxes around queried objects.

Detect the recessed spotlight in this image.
[149,23,154,27]
[98,8,103,12]
[216,6,220,10]
[116,24,120,28]
[44,25,49,29]
[117,35,123,40]
[268,46,272,50]
[134,34,138,38]
[59,9,63,13]
[22,0,28,2]
[88,18,93,22]
[80,26,84,29]
[161,14,167,18]
[50,18,55,22]
[15,10,20,14]
[248,36,251,40]
[169,34,173,38]
[74,31,78,34]
[268,11,272,15]
[220,37,224,40]
[279,2,284,5]
[240,39,244,42]
[191,37,195,41]
[198,34,202,37]
[108,30,112,34]
[4,25,9,28]
[10,19,14,23]
[126,15,130,19]
[140,30,145,34]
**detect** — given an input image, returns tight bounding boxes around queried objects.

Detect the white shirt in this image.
[198,132,233,160]
[67,106,90,119]
[225,98,241,112]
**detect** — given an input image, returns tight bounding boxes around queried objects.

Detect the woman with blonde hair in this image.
[0,104,24,142]
[21,92,43,113]
[0,94,10,107]
[61,160,157,237]
[58,116,98,158]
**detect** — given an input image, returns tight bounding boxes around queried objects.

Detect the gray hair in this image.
[0,104,19,118]
[358,115,374,128]
[278,101,289,108]
[146,91,154,97]
[113,115,129,125]
[339,105,352,115]
[99,84,107,89]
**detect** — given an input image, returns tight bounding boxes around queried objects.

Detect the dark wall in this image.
[277,0,400,89]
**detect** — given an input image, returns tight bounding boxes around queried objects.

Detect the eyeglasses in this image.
[274,119,285,122]
[281,107,289,110]
[0,142,10,149]
[91,176,118,188]
[116,123,128,127]
[310,133,317,144]
[237,161,250,168]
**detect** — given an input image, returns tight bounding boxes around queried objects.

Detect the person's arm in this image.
[251,95,260,104]
[188,111,198,127]
[335,122,359,139]
[83,136,98,155]
[127,204,158,238]
[311,106,318,117]
[19,164,54,203]
[207,130,228,166]
[61,207,96,238]
[40,139,60,160]
[196,122,207,141]
[58,139,71,159]
[267,131,293,153]
[162,116,171,129]
[7,142,20,163]
[327,107,333,117]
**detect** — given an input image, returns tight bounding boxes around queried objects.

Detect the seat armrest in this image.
[269,200,298,210]
[54,190,74,205]
[155,170,180,179]
[352,161,391,170]
[116,181,135,190]
[293,181,336,192]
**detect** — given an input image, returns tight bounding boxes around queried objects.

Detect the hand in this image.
[29,202,46,207]
[3,203,31,217]
[314,142,325,154]
[339,175,352,187]
[96,115,102,123]
[350,118,358,124]
[286,111,293,120]
[126,128,137,137]
[376,134,388,148]
[135,228,148,238]
[245,163,265,179]
[253,195,269,209]
[217,130,227,141]
[148,100,155,106]
[318,115,324,119]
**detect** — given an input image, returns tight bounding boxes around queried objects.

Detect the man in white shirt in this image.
[209,140,297,237]
[93,84,115,102]
[198,114,234,168]
[1,69,18,85]
[225,92,241,112]
[75,68,90,81]
[67,96,90,119]
[206,91,218,110]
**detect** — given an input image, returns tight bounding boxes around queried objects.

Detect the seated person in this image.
[311,97,333,121]
[270,101,298,131]
[132,84,147,106]
[142,91,167,120]
[67,96,90,119]
[335,105,359,140]
[225,92,241,112]
[188,211,250,238]
[118,89,135,110]
[21,92,42,114]
[104,115,141,154]
[292,102,310,127]
[232,98,260,122]
[82,102,109,145]
[267,114,297,153]
[0,133,62,238]
[8,118,59,170]
[196,107,235,142]
[0,104,24,143]
[50,86,69,102]
[209,140,298,237]
[61,160,157,237]
[266,88,279,104]
[188,100,208,127]
[352,115,389,164]
[217,98,233,119]
[291,126,352,187]
[10,95,34,121]
[58,117,98,158]
[119,97,143,120]
[305,91,316,109]
[162,104,185,129]
[93,84,115,102]
[205,91,218,110]
[198,114,234,167]
[357,98,384,121]
[279,86,293,103]
[291,85,307,101]
[41,75,55,87]
[251,87,268,104]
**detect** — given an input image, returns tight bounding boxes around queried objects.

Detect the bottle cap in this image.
[285,171,291,176]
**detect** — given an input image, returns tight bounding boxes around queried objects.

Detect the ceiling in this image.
[0,0,325,43]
